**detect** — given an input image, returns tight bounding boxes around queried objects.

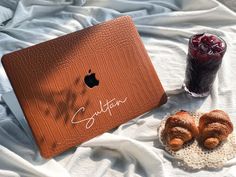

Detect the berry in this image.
[189,33,226,61]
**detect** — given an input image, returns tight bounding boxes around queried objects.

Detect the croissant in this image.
[163,110,199,151]
[198,110,233,149]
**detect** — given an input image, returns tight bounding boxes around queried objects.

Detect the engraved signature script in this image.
[71,97,128,129]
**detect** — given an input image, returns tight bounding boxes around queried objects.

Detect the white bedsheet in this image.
[1,0,236,177]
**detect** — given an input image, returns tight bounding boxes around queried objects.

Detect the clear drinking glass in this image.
[183,33,227,97]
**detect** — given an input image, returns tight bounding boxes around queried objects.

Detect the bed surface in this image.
[0,0,236,177]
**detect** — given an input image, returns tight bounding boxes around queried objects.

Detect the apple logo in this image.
[84,69,99,88]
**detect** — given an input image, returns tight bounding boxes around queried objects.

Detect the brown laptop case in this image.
[1,16,167,158]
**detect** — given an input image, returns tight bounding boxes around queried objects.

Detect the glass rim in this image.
[189,33,227,54]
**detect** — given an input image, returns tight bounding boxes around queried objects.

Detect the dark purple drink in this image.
[184,33,227,97]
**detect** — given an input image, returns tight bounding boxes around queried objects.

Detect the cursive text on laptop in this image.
[71,97,128,129]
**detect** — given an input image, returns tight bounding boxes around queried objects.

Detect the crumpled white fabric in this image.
[0,0,236,177]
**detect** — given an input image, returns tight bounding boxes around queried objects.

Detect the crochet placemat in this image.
[158,112,236,170]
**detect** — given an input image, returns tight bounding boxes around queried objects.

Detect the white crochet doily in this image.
[158,112,236,170]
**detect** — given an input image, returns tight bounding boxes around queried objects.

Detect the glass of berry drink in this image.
[183,33,227,97]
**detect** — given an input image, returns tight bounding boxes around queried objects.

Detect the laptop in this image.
[1,16,167,158]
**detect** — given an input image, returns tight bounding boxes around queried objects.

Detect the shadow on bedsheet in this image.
[89,147,148,177]
[138,90,206,121]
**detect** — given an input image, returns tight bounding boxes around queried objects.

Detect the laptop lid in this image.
[1,16,167,158]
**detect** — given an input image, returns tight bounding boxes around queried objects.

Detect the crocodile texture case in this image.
[1,16,167,158]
